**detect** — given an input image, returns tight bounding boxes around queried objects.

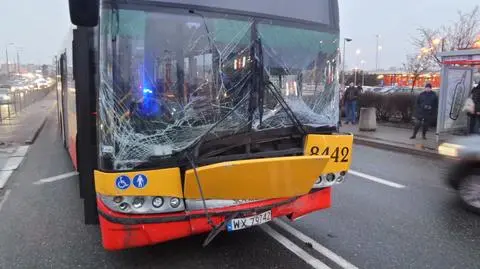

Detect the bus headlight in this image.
[170,197,181,208]
[313,171,346,188]
[99,195,184,214]
[132,197,144,208]
[119,202,129,211]
[152,197,164,208]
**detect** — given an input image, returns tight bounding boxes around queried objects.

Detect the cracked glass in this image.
[98,6,339,171]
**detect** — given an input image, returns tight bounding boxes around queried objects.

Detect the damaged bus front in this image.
[67,0,353,250]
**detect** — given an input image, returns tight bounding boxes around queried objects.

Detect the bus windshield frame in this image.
[98,0,340,171]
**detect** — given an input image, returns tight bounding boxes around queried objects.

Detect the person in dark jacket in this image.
[410,83,438,139]
[343,82,360,124]
[468,84,480,133]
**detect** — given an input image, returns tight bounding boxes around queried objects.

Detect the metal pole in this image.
[16,50,20,73]
[375,35,379,72]
[12,53,16,76]
[354,69,357,85]
[5,47,9,79]
[342,38,346,86]
[13,92,17,114]
[362,70,365,86]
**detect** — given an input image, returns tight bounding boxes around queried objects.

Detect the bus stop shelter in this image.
[436,49,480,141]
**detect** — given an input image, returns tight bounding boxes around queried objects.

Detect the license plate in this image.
[226,211,272,232]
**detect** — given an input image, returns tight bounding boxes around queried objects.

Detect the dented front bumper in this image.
[93,134,353,250]
[97,188,331,250]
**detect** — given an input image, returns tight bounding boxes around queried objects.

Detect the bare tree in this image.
[445,6,480,50]
[413,6,480,66]
[403,54,432,93]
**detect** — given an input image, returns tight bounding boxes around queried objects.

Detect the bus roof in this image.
[113,0,337,27]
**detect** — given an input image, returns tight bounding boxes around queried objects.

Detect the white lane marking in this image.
[0,189,12,212]
[13,146,30,157]
[33,171,79,185]
[261,225,331,269]
[349,169,406,189]
[1,157,24,171]
[0,171,13,189]
[274,219,359,269]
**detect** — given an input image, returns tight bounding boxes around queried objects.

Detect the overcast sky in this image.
[0,0,70,65]
[340,0,479,70]
[0,0,478,68]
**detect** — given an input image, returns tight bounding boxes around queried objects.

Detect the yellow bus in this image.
[60,0,353,250]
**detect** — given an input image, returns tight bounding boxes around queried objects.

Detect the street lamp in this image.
[376,34,382,71]
[354,50,361,85]
[360,60,366,86]
[432,38,441,46]
[354,67,359,85]
[420,47,430,55]
[16,47,22,74]
[5,43,14,79]
[342,37,353,87]
[431,37,446,52]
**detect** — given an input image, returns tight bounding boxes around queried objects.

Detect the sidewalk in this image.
[0,90,57,189]
[0,90,57,145]
[340,123,456,158]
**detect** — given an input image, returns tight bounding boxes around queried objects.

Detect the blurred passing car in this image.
[0,86,12,104]
[439,136,480,214]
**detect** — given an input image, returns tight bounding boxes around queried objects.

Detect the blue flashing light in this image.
[139,86,159,117]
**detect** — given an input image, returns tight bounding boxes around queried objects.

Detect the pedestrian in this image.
[343,82,360,124]
[410,83,438,139]
[467,83,480,133]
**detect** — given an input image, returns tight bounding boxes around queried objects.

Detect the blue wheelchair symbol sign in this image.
[133,174,148,188]
[115,175,131,190]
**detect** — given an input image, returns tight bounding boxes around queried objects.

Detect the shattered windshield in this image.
[99,7,339,170]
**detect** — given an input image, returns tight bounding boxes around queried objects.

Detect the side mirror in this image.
[69,0,99,27]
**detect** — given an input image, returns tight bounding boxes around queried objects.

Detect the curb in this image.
[25,116,48,145]
[0,96,55,190]
[354,136,441,159]
[24,103,55,145]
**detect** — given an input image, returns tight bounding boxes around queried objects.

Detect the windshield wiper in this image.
[265,81,306,135]
[248,21,305,135]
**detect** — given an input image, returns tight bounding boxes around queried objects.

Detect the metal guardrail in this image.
[0,85,54,124]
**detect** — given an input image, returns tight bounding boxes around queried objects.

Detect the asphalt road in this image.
[0,112,479,269]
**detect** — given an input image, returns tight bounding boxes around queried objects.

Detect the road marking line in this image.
[0,157,24,171]
[33,171,79,185]
[13,145,30,157]
[0,189,12,212]
[274,219,358,269]
[349,169,406,189]
[261,225,331,269]
[0,171,14,189]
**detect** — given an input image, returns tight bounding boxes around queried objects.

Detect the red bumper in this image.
[97,188,331,250]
